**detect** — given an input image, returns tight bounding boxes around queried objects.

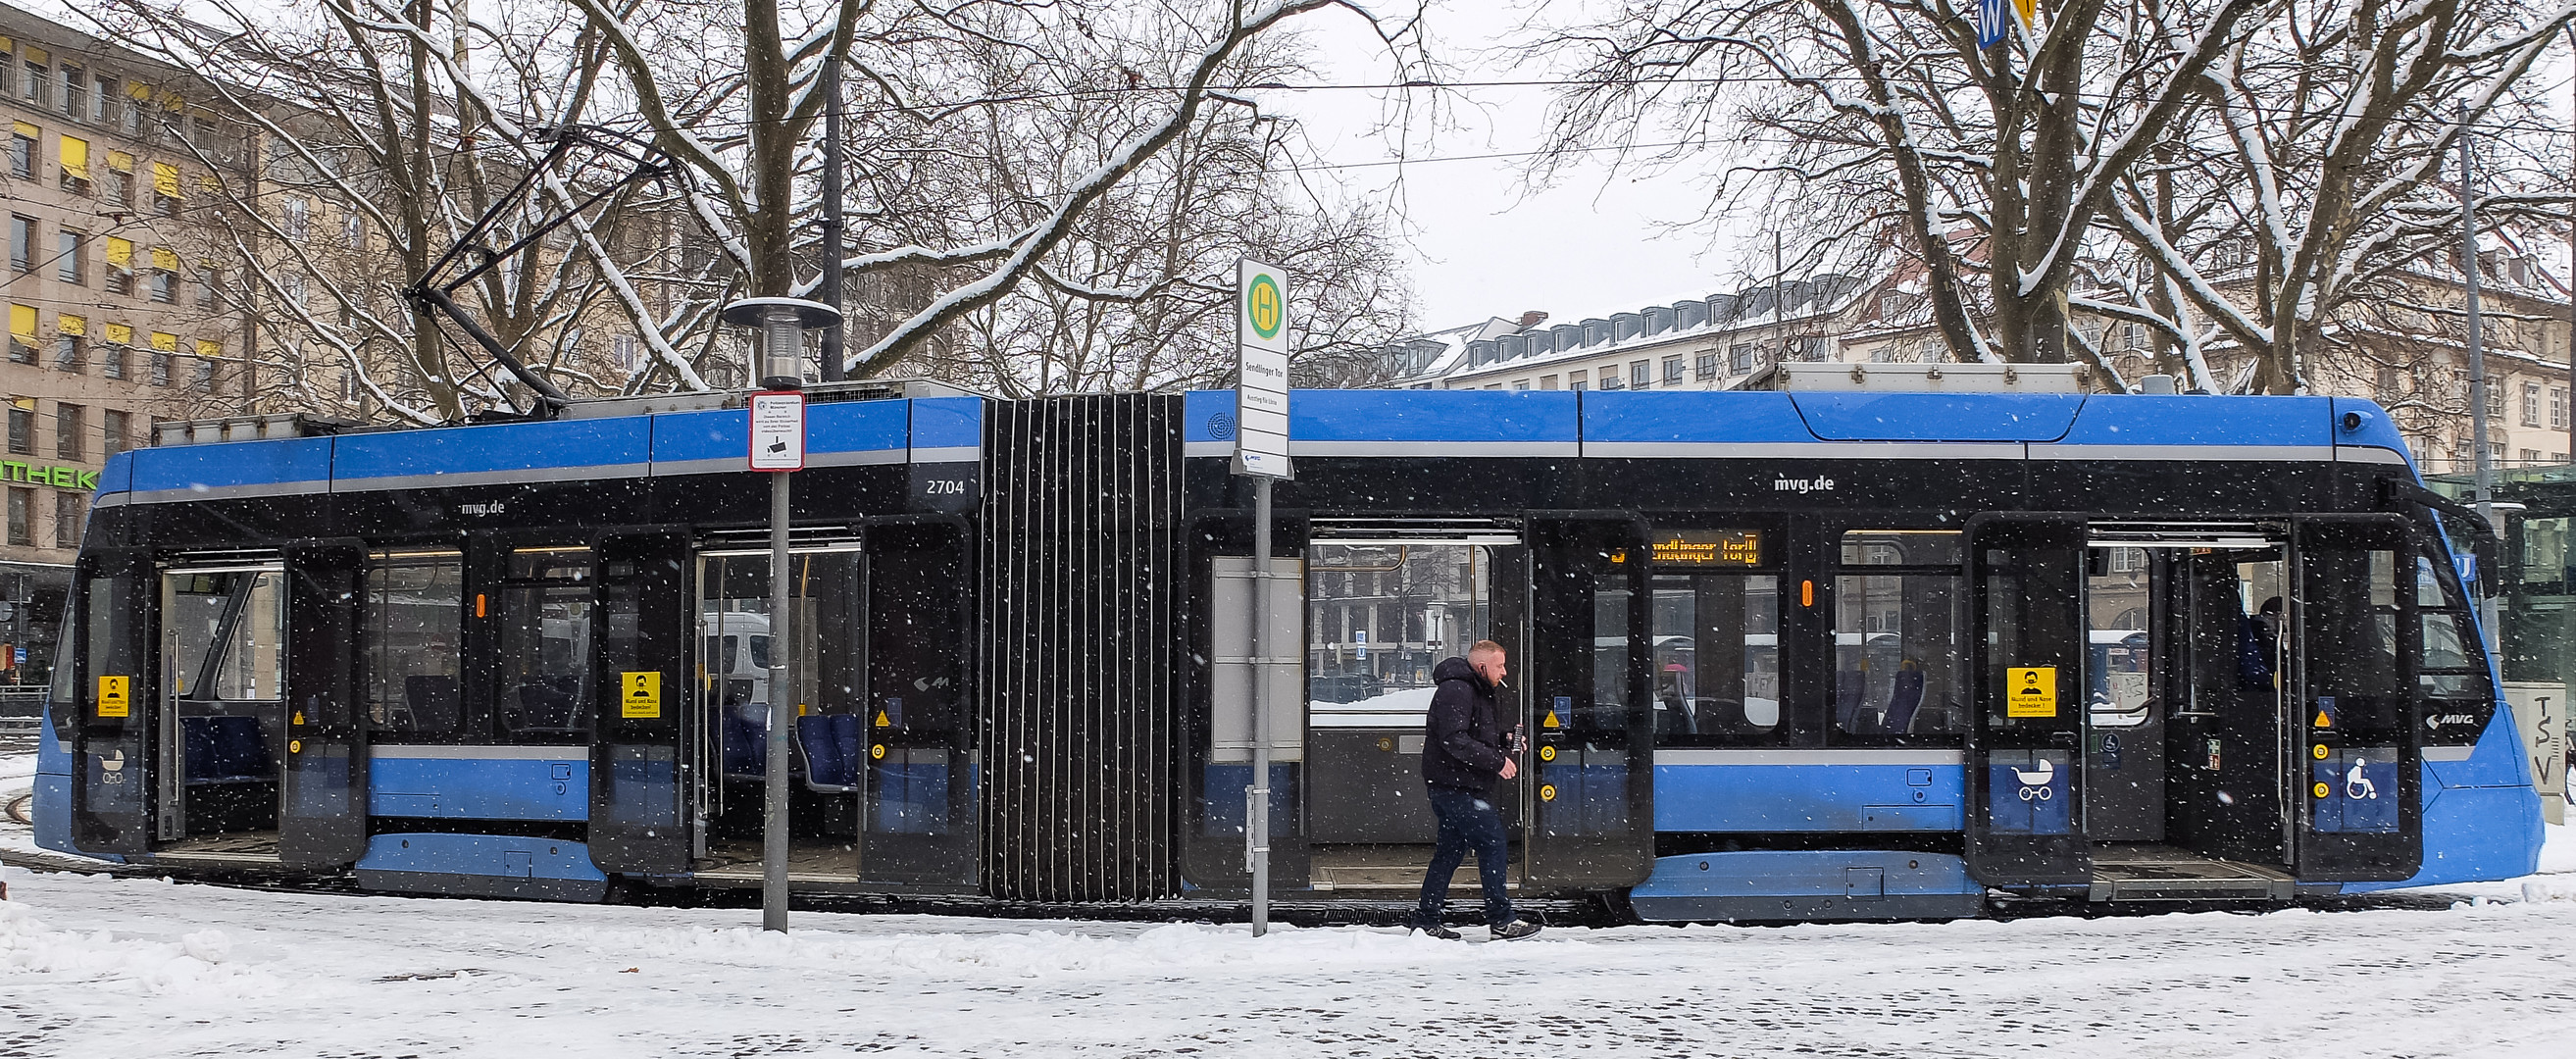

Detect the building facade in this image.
[0,6,264,685]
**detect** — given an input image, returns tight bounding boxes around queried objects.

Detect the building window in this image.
[1695,352,1718,380]
[1631,361,1651,388]
[0,44,12,96]
[7,488,29,547]
[341,213,364,250]
[1730,343,1754,374]
[150,348,172,386]
[612,334,639,371]
[23,59,45,107]
[8,216,30,273]
[56,229,82,284]
[1662,356,1685,385]
[2523,382,2542,428]
[1566,370,1586,390]
[100,337,125,379]
[2521,448,2542,466]
[2488,383,2505,417]
[104,237,131,294]
[103,165,128,207]
[53,491,81,549]
[152,163,181,217]
[6,405,30,455]
[4,127,25,180]
[57,133,87,195]
[2376,366,2401,399]
[1598,365,1623,390]
[91,77,113,123]
[190,357,214,393]
[150,269,177,304]
[52,334,79,373]
[103,410,128,457]
[55,403,81,459]
[1512,378,1531,391]
[58,66,82,119]
[282,197,310,240]
[2553,387,2568,429]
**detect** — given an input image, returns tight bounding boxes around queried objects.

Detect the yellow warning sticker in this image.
[870,744,887,761]
[1539,784,1557,802]
[1539,745,1557,763]
[288,739,302,755]
[621,671,662,719]
[2005,667,2057,718]
[1541,710,1561,730]
[2314,782,2332,798]
[292,711,305,727]
[875,709,891,728]
[96,675,129,718]
[2313,709,2333,729]
[2312,743,2330,760]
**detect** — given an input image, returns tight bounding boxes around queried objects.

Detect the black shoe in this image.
[1489,920,1541,941]
[1411,923,1463,940]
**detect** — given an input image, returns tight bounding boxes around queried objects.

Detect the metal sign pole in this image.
[721,296,835,934]
[1233,257,1292,936]
[763,463,792,932]
[1249,477,1271,935]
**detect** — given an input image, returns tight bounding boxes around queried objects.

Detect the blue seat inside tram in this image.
[722,703,769,780]
[1881,665,1927,733]
[181,715,274,784]
[799,713,862,792]
[510,677,585,733]
[1833,669,1866,731]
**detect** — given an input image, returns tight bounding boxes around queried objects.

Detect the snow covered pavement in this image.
[2,842,2574,1058]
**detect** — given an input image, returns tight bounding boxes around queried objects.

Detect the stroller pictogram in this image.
[2014,758,2055,801]
[2345,757,2378,800]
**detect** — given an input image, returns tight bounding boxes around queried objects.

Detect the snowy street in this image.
[4,785,2574,1058]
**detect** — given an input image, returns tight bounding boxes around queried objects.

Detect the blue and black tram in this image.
[30,376,2546,919]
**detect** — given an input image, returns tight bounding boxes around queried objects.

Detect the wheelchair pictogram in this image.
[2345,757,2378,800]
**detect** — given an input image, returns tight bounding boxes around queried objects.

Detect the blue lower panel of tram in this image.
[1653,760,1965,832]
[355,833,609,902]
[2344,711,2545,892]
[1630,850,1983,922]
[369,749,589,822]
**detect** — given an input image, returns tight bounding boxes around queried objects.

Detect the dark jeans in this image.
[1415,785,1513,927]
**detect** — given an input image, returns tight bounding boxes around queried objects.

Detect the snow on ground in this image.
[5,734,2576,1057]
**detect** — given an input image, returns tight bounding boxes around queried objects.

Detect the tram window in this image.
[2520,517,2571,589]
[496,547,593,737]
[365,550,464,733]
[1834,531,1964,737]
[162,568,285,701]
[2300,547,2401,731]
[1647,574,1780,740]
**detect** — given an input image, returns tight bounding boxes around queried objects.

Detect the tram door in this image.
[690,542,867,880]
[152,559,291,854]
[1300,532,1526,891]
[1964,514,2091,890]
[1523,519,1654,890]
[2287,516,2422,881]
[592,531,691,876]
[65,548,153,854]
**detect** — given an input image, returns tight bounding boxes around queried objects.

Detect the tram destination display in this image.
[1649,530,1761,566]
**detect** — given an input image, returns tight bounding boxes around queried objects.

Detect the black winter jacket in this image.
[1421,656,1510,795]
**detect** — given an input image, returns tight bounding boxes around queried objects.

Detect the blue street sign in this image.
[2454,552,2478,586]
[1977,0,2010,48]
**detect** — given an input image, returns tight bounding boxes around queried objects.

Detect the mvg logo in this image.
[1773,477,1837,493]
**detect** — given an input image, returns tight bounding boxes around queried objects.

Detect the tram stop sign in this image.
[1235,259,1290,479]
[748,390,806,472]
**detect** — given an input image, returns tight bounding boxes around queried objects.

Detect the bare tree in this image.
[1527,0,2573,391]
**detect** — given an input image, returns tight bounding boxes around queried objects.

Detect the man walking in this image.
[1411,639,1541,940]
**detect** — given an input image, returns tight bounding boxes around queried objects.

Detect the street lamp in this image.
[719,295,839,933]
